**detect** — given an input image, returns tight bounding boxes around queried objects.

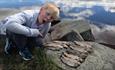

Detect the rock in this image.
[44,41,93,70]
[43,19,115,70]
[80,29,95,41]
[77,43,115,70]
[44,41,115,70]
[45,19,95,42]
[90,23,115,45]
[60,30,84,41]
[43,19,95,45]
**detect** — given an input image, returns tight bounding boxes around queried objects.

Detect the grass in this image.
[0,36,62,70]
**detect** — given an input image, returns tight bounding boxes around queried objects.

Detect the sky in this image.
[0,0,54,3]
[0,0,114,8]
[0,0,46,8]
[0,0,42,2]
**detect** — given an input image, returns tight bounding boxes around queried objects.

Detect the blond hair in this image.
[42,3,60,19]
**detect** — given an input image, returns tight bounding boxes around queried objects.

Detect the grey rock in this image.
[44,19,115,70]
[50,19,92,41]
[44,41,93,70]
[45,41,115,70]
[77,43,115,70]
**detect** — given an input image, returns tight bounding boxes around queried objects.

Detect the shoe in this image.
[4,38,13,55]
[19,48,33,61]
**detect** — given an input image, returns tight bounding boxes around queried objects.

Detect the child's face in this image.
[38,8,54,24]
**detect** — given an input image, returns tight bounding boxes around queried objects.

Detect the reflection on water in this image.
[0,0,115,25]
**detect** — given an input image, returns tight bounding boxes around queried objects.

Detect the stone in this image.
[49,19,92,41]
[44,41,93,69]
[45,41,115,70]
[43,19,115,70]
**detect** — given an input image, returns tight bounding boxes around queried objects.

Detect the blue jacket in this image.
[0,10,51,38]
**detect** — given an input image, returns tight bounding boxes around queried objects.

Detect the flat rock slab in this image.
[44,41,93,70]
[44,41,115,70]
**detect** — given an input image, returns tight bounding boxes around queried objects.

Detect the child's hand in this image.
[38,32,43,38]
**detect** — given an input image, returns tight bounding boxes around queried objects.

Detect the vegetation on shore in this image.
[0,36,62,70]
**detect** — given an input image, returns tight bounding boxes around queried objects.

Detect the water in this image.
[0,0,115,26]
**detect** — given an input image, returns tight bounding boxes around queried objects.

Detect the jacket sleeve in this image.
[41,23,51,38]
[5,12,40,37]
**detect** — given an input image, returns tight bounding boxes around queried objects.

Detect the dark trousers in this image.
[6,30,43,51]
